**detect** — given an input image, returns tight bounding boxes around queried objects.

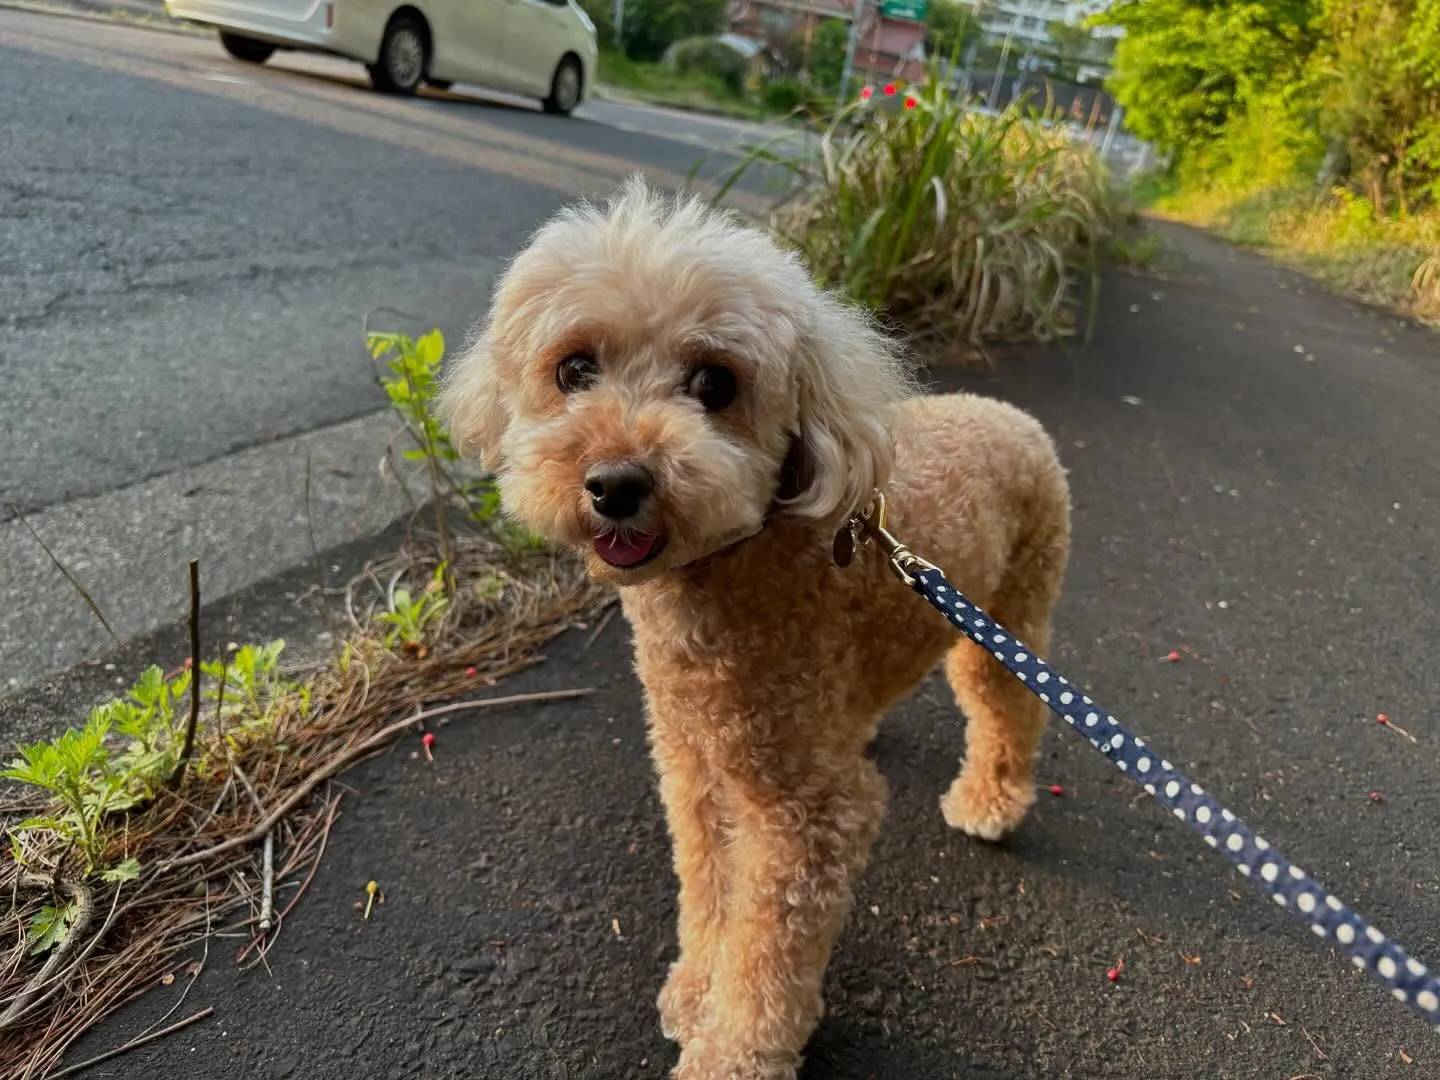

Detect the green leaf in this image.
[129,665,166,710]
[100,858,141,883]
[29,902,78,956]
[414,329,445,371]
[12,815,68,834]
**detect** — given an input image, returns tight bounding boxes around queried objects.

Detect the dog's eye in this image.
[686,364,737,412]
[556,353,599,394]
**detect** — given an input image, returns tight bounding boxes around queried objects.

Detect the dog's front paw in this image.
[940,770,1035,841]
[669,1042,798,1080]
[658,961,710,1046]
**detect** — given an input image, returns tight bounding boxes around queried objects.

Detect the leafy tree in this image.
[926,0,981,62]
[1095,0,1317,159]
[1312,0,1440,209]
[614,0,729,61]
[1099,0,1440,210]
[578,0,615,46]
[1045,20,1095,63]
[809,16,852,92]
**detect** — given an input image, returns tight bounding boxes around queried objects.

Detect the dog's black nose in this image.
[584,463,653,520]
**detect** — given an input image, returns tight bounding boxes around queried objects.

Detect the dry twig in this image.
[0,529,611,1076]
[43,1007,214,1079]
[166,560,203,788]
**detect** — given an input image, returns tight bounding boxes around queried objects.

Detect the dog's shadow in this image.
[803,1027,1017,1080]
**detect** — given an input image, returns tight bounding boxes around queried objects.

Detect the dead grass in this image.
[714,78,1122,367]
[0,528,610,1078]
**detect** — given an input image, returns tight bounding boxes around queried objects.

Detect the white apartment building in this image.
[963,0,1069,48]
[961,0,1122,49]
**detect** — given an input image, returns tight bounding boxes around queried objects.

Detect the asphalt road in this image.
[0,5,791,517]
[10,225,1438,1079]
[0,6,796,697]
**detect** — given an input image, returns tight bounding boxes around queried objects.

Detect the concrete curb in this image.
[0,0,205,34]
[1,409,426,705]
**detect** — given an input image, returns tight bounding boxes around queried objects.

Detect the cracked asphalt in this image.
[3,8,1440,1080]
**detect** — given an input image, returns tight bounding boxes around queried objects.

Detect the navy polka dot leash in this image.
[842,493,1440,1033]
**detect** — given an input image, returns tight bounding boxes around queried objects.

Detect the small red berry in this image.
[1107,966,1121,982]
[1368,791,1383,803]
[1377,713,1390,725]
[465,666,478,677]
[1166,650,1181,662]
[1049,784,1065,796]
[421,732,436,761]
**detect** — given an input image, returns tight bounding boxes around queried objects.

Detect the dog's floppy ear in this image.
[780,295,914,525]
[438,325,509,473]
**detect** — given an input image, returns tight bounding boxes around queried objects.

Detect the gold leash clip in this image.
[841,490,939,588]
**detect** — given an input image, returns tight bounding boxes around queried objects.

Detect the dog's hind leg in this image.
[940,485,1070,841]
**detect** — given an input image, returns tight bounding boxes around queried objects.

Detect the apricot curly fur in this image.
[441,176,1072,1080]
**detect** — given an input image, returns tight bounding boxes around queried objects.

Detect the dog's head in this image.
[439,176,914,585]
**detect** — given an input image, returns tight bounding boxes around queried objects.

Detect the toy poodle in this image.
[439,176,1071,1080]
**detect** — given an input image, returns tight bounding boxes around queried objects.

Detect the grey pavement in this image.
[9,224,1440,1079]
[0,7,790,699]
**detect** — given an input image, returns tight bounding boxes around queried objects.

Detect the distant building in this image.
[955,0,1122,49]
[726,0,928,83]
[960,0,1069,49]
[845,4,927,82]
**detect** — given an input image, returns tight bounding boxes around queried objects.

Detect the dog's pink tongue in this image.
[594,532,659,568]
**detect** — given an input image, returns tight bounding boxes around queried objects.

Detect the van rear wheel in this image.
[219,31,275,64]
[367,14,428,95]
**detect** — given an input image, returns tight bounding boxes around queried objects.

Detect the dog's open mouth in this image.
[593,530,666,569]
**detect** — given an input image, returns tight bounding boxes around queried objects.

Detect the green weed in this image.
[369,328,544,551]
[4,638,289,937]
[201,639,305,746]
[375,561,450,653]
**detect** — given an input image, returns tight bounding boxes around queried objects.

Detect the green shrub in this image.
[720,74,1118,358]
[665,36,746,94]
[757,79,831,121]
[616,0,728,61]
[760,79,805,113]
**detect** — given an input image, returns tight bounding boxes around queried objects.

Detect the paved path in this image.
[13,224,1437,1078]
[0,6,793,702]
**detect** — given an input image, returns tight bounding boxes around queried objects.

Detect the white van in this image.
[165,0,600,114]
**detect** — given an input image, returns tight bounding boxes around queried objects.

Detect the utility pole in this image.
[988,0,1023,109]
[612,0,624,48]
[1100,101,1122,161]
[836,0,868,109]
